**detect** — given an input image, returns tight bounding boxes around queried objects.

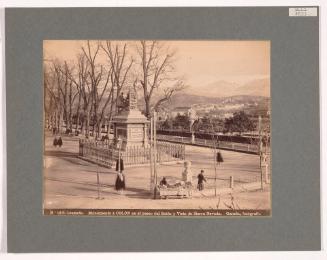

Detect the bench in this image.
[155,182,193,199]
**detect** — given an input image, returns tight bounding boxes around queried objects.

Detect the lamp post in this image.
[258,116,264,191]
[150,115,153,193]
[189,109,196,144]
[209,118,219,197]
[95,141,103,200]
[153,112,158,198]
[150,111,158,198]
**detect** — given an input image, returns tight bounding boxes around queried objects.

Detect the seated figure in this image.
[159,177,168,187]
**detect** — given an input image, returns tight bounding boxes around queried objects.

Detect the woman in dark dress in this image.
[53,137,58,147]
[197,170,206,191]
[216,151,224,165]
[115,155,125,194]
[57,136,63,148]
[115,172,126,194]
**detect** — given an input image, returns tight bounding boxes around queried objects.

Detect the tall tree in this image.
[224,111,255,134]
[60,61,81,133]
[136,41,185,118]
[82,40,111,138]
[47,60,70,133]
[101,41,134,135]
[66,54,90,134]
[44,64,60,130]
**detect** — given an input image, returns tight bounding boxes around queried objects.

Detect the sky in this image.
[44,40,270,96]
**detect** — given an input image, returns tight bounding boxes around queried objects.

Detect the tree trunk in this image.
[68,101,73,132]
[69,113,73,133]
[85,110,90,138]
[75,112,80,133]
[97,119,103,138]
[145,97,151,119]
[57,109,63,134]
[81,115,85,135]
[75,94,82,133]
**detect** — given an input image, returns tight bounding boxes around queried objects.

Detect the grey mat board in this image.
[6,7,320,252]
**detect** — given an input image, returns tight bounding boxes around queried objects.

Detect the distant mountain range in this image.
[167,93,269,108]
[136,77,270,113]
[184,78,270,98]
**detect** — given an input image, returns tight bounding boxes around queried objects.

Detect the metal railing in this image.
[156,135,259,154]
[79,139,185,167]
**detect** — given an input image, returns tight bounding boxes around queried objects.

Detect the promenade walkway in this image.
[44,134,270,210]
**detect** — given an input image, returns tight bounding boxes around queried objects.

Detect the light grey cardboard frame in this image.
[6,7,320,252]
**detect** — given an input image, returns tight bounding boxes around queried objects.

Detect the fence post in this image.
[230,176,234,189]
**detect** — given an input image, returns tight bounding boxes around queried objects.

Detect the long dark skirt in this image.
[115,175,126,191]
[57,138,63,147]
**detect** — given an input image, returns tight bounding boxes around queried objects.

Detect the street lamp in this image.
[150,111,158,198]
[95,140,103,200]
[258,116,264,191]
[189,109,196,144]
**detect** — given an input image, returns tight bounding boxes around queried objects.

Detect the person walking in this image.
[197,170,206,191]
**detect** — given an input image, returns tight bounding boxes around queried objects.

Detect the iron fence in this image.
[156,134,259,154]
[79,139,185,167]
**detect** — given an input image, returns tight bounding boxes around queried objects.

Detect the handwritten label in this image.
[289,7,317,17]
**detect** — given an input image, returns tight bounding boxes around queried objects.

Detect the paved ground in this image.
[43,133,271,210]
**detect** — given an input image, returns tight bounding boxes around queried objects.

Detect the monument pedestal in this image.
[112,88,149,149]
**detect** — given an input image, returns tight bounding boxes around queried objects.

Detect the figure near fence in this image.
[115,153,125,194]
[115,172,126,194]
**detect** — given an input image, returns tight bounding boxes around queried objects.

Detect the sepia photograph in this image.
[43,40,271,217]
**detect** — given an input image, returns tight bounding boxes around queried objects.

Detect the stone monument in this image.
[182,160,193,184]
[112,87,149,149]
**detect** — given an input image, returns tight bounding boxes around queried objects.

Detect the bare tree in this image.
[136,41,185,118]
[101,41,134,136]
[61,62,80,133]
[44,40,186,137]
[82,40,112,138]
[45,60,70,133]
[44,64,60,131]
[66,53,90,135]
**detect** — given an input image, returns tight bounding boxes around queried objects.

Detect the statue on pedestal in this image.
[117,92,129,113]
[182,161,193,184]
